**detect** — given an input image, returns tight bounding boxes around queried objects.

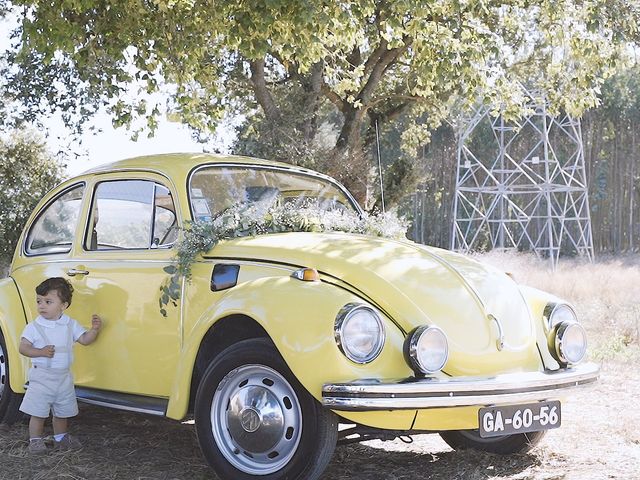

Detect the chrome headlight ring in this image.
[544,302,587,365]
[403,325,449,375]
[334,303,386,364]
[550,321,588,365]
[543,303,577,331]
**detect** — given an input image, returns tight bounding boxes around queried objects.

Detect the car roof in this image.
[81,152,307,178]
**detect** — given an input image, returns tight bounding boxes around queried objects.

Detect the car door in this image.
[13,174,182,398]
[70,175,182,397]
[11,182,89,379]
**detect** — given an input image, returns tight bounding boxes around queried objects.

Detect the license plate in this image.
[478,401,561,438]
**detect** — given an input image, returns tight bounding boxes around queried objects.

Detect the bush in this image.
[0,132,64,268]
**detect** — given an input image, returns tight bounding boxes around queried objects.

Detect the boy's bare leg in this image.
[28,416,46,438]
[52,416,68,436]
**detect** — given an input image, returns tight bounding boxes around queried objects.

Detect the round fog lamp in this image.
[553,321,587,364]
[545,303,577,330]
[404,325,449,374]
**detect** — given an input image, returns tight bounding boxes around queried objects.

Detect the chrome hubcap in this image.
[211,364,302,475]
[0,341,6,398]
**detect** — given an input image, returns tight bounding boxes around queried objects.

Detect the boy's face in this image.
[36,290,69,320]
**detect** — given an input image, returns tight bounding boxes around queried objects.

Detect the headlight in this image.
[335,303,385,364]
[551,321,588,365]
[404,325,449,374]
[544,303,577,330]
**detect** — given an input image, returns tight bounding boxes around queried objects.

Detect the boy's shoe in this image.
[54,434,82,451]
[28,438,47,455]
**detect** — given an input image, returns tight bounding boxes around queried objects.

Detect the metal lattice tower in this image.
[451,92,594,267]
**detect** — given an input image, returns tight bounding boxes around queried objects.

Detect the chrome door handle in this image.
[66,269,90,277]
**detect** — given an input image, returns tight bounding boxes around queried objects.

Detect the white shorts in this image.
[19,366,78,418]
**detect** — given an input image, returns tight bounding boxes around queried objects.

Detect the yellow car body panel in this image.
[0,278,29,393]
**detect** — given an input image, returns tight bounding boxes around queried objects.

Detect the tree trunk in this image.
[249,59,280,123]
[631,121,636,251]
[298,62,324,142]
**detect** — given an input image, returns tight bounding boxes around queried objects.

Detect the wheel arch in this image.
[189,314,270,413]
[166,309,273,420]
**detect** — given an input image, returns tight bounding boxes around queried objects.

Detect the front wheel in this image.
[195,338,338,480]
[440,429,546,454]
[0,330,23,424]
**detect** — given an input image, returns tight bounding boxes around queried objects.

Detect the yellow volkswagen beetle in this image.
[0,154,599,479]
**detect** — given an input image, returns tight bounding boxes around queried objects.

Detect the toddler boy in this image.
[18,277,101,454]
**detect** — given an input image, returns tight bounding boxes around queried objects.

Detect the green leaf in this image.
[163,265,177,274]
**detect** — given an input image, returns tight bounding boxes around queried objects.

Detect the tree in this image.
[1,0,639,203]
[0,132,64,270]
[582,66,640,252]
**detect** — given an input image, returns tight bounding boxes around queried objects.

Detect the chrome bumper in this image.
[322,362,599,411]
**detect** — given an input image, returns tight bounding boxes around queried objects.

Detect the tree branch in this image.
[249,58,280,122]
[346,45,362,67]
[359,37,412,105]
[321,82,346,112]
[363,39,388,78]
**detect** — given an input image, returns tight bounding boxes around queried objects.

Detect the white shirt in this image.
[21,314,87,369]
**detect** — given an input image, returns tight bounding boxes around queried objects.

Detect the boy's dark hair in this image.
[36,277,74,306]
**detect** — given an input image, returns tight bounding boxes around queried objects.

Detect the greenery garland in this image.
[159,202,408,316]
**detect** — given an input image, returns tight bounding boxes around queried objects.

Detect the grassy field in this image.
[0,252,638,480]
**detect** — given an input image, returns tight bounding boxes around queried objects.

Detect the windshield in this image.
[188,165,359,222]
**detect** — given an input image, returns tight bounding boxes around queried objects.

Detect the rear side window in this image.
[25,184,85,255]
[86,180,177,250]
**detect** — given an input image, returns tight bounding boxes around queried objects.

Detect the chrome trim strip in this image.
[77,397,165,416]
[322,362,599,411]
[75,387,168,416]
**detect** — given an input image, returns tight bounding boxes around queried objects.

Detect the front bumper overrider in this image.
[322,362,599,411]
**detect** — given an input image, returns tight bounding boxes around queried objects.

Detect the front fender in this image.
[0,277,29,393]
[166,275,410,420]
[518,285,563,370]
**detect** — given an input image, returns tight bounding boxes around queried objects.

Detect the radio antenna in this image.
[375,119,386,213]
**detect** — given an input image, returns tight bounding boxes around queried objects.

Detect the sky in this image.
[0,13,233,178]
[45,112,225,177]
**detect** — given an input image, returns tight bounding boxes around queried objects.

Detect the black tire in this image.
[0,330,23,425]
[195,338,338,480]
[440,429,546,454]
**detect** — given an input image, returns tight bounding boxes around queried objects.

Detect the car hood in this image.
[208,232,541,375]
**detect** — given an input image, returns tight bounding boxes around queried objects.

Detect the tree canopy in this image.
[0,132,64,269]
[1,0,639,202]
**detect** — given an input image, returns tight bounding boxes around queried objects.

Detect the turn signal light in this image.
[291,268,320,282]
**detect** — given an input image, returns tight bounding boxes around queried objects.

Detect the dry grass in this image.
[1,253,639,480]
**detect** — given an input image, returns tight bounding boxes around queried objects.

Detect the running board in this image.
[75,387,168,416]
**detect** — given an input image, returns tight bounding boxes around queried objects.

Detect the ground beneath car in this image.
[1,253,638,479]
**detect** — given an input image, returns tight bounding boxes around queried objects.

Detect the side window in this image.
[26,185,85,255]
[86,180,177,250]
